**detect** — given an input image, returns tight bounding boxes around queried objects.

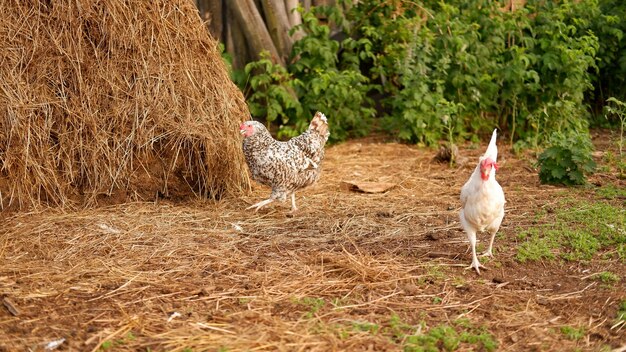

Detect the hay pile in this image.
[0,0,250,209]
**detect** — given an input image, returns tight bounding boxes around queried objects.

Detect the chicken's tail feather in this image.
[310,111,329,139]
[484,128,498,161]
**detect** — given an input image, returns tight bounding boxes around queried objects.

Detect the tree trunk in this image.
[226,6,251,70]
[206,0,224,42]
[196,0,209,20]
[230,0,285,65]
[260,0,294,61]
[285,0,304,41]
[312,0,326,6]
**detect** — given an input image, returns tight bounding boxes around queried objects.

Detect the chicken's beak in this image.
[239,124,246,135]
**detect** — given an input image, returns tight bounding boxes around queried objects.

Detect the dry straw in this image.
[1,137,623,351]
[0,0,251,210]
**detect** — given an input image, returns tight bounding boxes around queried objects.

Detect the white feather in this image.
[484,128,498,161]
[44,338,65,351]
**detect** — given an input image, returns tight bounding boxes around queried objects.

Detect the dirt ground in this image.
[1,130,624,351]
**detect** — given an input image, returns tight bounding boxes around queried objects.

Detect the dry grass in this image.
[0,0,250,210]
[1,134,624,351]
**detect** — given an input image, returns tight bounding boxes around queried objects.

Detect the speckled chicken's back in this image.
[241,112,329,209]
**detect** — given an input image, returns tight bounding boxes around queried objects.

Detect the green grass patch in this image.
[405,325,461,351]
[352,320,380,334]
[99,331,136,351]
[516,228,558,263]
[591,271,621,285]
[560,326,586,341]
[292,296,326,319]
[596,183,626,200]
[561,229,601,261]
[318,314,497,351]
[385,314,497,352]
[515,198,625,263]
[321,319,386,340]
[417,265,448,285]
[325,320,382,340]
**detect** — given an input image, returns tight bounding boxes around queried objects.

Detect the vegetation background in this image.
[196,0,626,184]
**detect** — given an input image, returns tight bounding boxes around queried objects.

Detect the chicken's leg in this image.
[246,198,274,212]
[290,193,298,212]
[481,230,497,257]
[465,230,486,274]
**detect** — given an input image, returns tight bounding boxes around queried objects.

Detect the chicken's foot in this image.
[246,198,274,212]
[465,261,487,275]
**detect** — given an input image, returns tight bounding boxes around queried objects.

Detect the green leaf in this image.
[551,167,567,179]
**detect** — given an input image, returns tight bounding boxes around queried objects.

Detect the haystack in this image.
[0,0,251,209]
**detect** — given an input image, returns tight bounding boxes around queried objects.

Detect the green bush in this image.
[245,53,302,127]
[287,9,375,140]
[604,97,626,160]
[288,68,374,140]
[240,7,373,142]
[587,0,626,117]
[233,0,624,147]
[341,0,600,145]
[538,131,597,185]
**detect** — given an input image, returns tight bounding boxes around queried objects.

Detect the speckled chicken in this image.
[460,129,506,274]
[240,112,329,212]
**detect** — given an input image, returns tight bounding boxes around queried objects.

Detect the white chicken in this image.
[459,129,505,274]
